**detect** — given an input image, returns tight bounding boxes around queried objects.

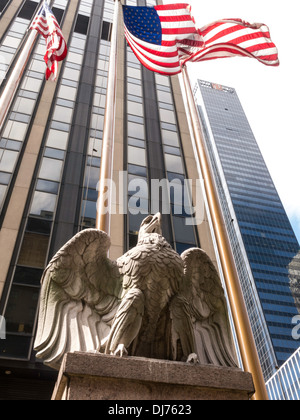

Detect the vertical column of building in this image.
[0,0,82,362]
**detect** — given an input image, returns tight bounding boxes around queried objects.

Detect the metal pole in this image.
[181,63,269,401]
[0,29,38,132]
[96,0,120,233]
[0,0,48,132]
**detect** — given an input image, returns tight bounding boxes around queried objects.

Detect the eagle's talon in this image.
[113,344,128,358]
[187,353,199,364]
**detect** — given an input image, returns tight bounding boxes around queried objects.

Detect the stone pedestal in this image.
[52,352,255,400]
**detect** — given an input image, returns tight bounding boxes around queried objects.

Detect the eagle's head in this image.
[138,213,162,241]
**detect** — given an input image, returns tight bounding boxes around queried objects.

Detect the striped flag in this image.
[184,18,279,67]
[123,4,279,75]
[30,2,67,81]
[123,3,204,76]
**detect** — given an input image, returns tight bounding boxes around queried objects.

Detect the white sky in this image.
[163,0,300,244]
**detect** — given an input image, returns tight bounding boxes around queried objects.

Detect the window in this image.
[46,129,69,150]
[173,216,196,244]
[2,36,21,49]
[36,179,59,194]
[0,185,7,207]
[29,191,57,218]
[157,90,173,104]
[13,97,35,115]
[53,105,73,124]
[128,122,145,140]
[159,108,176,124]
[0,0,10,14]
[3,120,27,141]
[128,101,143,117]
[74,14,90,35]
[58,85,77,101]
[128,83,142,97]
[127,67,141,80]
[0,150,18,172]
[128,146,146,166]
[17,232,50,268]
[84,166,100,189]
[164,154,184,174]
[26,217,52,235]
[13,266,43,286]
[39,158,63,182]
[101,21,112,41]
[52,6,64,24]
[161,129,180,147]
[17,0,38,20]
[21,76,42,92]
[0,172,10,184]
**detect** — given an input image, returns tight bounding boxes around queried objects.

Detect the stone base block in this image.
[52,352,254,400]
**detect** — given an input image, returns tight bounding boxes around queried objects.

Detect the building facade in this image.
[195,79,300,381]
[0,0,216,399]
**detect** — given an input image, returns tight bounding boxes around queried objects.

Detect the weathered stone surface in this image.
[52,352,255,401]
[35,213,238,371]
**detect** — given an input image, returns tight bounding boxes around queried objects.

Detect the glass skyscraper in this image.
[0,1,217,399]
[195,79,300,381]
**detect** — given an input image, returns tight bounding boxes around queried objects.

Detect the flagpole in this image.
[181,63,269,401]
[96,0,121,233]
[0,30,38,133]
[0,0,50,133]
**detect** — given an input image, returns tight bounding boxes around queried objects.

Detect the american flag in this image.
[184,18,279,67]
[123,4,279,75]
[123,3,204,76]
[30,2,67,81]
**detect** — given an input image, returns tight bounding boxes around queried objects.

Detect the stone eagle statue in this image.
[34,213,238,370]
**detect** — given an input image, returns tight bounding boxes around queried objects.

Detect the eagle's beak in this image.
[153,213,162,224]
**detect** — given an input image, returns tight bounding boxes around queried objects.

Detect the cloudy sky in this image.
[163,0,300,244]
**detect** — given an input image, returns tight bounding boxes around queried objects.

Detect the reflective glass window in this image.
[161,129,180,147]
[39,158,63,182]
[128,146,146,166]
[29,191,57,218]
[164,154,184,174]
[3,121,27,141]
[46,129,69,150]
[4,285,40,333]
[0,150,18,172]
[128,83,142,97]
[128,122,145,140]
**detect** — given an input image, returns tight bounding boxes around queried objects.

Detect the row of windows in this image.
[0,40,46,211]
[0,0,89,361]
[0,0,69,212]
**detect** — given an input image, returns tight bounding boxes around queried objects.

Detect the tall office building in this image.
[0,0,216,399]
[195,79,300,381]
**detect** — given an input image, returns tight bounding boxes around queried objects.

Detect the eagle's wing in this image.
[34,229,122,370]
[181,248,238,367]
